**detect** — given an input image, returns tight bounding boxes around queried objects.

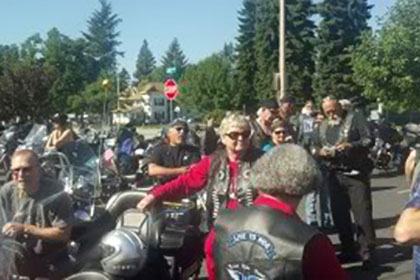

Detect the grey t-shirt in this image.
[0,175,72,255]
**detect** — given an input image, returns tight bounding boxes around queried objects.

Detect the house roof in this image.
[119,82,165,101]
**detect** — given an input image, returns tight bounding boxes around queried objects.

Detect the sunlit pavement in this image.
[303,170,413,280]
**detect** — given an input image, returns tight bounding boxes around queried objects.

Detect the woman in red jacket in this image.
[137,112,261,280]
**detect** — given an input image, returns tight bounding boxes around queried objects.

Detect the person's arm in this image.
[148,163,188,177]
[45,131,56,150]
[2,223,71,242]
[350,112,372,148]
[54,129,74,149]
[138,156,212,211]
[151,156,212,201]
[405,149,417,186]
[303,235,349,280]
[395,183,420,245]
[394,207,420,245]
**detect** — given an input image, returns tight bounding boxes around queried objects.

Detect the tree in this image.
[43,28,88,113]
[234,0,259,112]
[352,0,420,111]
[252,0,316,101]
[119,67,130,92]
[254,0,279,100]
[179,54,235,120]
[133,39,156,84]
[313,0,371,100]
[83,0,122,80]
[0,63,54,122]
[284,0,316,100]
[161,38,188,80]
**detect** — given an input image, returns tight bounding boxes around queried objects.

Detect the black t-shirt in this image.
[149,143,201,183]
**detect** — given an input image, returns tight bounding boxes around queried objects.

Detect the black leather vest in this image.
[214,205,321,280]
[204,149,260,229]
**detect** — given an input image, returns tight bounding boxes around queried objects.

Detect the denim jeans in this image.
[305,180,333,227]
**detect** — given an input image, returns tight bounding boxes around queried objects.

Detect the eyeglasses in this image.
[173,127,188,133]
[11,167,33,175]
[225,131,251,140]
[273,130,287,135]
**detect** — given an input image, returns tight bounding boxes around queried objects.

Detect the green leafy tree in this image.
[148,66,166,83]
[235,0,258,112]
[179,54,234,119]
[0,63,54,122]
[0,44,20,74]
[43,28,88,113]
[161,38,188,81]
[83,0,122,80]
[134,39,156,84]
[20,33,43,66]
[352,0,420,111]
[313,0,371,100]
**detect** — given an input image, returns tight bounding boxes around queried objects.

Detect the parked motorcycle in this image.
[67,190,204,280]
[40,140,102,221]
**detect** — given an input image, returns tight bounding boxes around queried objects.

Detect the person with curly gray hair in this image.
[213,144,348,280]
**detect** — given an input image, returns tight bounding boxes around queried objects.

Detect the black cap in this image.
[259,99,279,109]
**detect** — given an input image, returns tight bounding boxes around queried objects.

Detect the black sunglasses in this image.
[173,126,188,133]
[225,131,251,140]
[273,129,287,135]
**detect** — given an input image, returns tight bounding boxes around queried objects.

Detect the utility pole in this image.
[279,0,286,100]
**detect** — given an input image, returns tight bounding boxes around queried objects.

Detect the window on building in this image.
[153,98,165,106]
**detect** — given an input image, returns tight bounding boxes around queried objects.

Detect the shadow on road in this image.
[371,171,401,179]
[371,186,398,192]
[374,215,400,230]
[346,238,412,280]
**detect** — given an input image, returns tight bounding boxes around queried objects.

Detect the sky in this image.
[0,0,395,79]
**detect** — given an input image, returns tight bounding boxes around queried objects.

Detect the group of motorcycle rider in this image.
[0,94,409,279]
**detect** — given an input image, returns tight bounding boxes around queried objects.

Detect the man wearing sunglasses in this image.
[148,119,201,184]
[0,149,72,279]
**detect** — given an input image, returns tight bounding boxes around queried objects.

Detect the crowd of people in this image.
[0,94,419,280]
[137,95,378,280]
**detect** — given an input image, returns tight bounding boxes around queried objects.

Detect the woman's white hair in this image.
[250,144,322,197]
[219,113,251,136]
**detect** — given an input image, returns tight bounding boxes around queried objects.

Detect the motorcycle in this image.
[371,137,394,170]
[67,190,204,280]
[40,140,102,221]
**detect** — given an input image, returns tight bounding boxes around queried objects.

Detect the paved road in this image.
[312,170,413,280]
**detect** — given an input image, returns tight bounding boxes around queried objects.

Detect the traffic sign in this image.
[164,79,178,100]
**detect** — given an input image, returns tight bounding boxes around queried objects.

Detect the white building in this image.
[113,82,183,125]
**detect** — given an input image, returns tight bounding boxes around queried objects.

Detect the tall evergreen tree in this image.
[161,38,188,80]
[133,39,156,83]
[254,0,279,101]
[313,0,371,100]
[235,0,258,112]
[285,0,316,100]
[83,0,122,80]
[253,0,315,102]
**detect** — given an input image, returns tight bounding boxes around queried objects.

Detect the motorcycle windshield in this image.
[16,124,47,154]
[60,141,101,198]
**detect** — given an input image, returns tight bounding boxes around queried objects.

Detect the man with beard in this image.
[250,99,279,150]
[0,149,72,279]
[312,96,376,269]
